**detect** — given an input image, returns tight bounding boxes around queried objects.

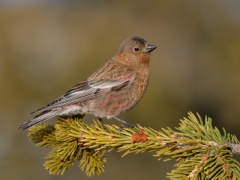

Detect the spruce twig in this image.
[28,112,240,179]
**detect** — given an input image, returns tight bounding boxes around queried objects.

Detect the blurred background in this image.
[0,0,240,179]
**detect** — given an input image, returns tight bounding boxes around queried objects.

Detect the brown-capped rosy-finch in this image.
[18,36,157,130]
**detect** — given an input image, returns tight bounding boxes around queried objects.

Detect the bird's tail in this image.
[18,110,59,130]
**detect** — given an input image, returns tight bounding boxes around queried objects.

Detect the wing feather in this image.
[31,79,131,115]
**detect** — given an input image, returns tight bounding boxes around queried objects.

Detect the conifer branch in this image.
[28,112,240,179]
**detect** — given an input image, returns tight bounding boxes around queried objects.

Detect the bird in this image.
[18,36,157,130]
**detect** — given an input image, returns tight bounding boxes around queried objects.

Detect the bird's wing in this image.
[31,78,133,115]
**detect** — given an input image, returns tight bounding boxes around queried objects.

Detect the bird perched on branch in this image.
[18,36,157,130]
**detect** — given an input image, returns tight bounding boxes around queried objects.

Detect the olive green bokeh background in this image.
[0,1,240,180]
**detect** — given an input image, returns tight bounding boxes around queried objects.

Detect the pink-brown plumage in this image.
[18,36,157,130]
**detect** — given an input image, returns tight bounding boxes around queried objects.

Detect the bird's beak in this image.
[145,44,157,53]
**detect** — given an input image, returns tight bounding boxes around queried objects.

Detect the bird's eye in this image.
[133,47,140,52]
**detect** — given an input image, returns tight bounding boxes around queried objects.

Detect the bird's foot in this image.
[61,114,85,119]
[97,117,109,131]
[113,117,136,132]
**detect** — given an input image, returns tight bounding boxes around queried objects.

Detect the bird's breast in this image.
[84,65,150,118]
